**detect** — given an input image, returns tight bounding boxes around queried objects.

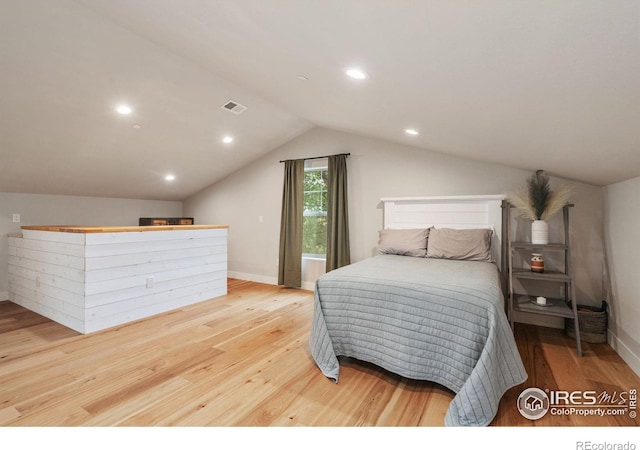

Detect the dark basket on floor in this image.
[565,301,608,344]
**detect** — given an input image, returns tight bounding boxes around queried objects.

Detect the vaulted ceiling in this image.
[1,0,638,200]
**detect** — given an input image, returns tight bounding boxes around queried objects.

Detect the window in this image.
[303,159,328,257]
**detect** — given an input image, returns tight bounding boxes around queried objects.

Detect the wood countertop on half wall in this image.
[20,224,229,233]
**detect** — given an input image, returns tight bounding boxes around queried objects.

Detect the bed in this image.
[309,195,527,426]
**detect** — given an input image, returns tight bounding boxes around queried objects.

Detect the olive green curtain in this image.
[278,159,305,288]
[326,154,351,272]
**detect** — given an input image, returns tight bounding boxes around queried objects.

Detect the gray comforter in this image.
[309,255,527,426]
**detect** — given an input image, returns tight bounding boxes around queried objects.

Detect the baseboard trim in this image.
[0,291,8,301]
[608,329,640,378]
[301,281,315,291]
[228,272,315,291]
[228,271,277,286]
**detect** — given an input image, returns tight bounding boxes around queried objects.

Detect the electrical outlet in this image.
[146,276,155,288]
[13,213,20,223]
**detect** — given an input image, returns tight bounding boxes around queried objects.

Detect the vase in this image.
[531,220,548,245]
[531,253,545,273]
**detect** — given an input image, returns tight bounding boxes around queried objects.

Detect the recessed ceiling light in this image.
[164,174,176,181]
[116,104,132,115]
[405,129,419,136]
[132,124,141,129]
[296,75,309,81]
[222,136,233,144]
[346,68,368,80]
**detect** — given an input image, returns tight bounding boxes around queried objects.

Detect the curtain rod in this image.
[279,153,350,163]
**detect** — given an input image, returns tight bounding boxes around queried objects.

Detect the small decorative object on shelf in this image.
[508,169,573,244]
[531,220,548,245]
[530,253,545,273]
[531,296,552,307]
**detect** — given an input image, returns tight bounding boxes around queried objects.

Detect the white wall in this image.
[604,177,640,376]
[0,192,182,298]
[185,127,605,313]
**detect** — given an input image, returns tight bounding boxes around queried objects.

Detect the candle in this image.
[536,296,547,305]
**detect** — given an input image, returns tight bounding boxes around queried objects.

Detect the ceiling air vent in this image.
[221,100,248,115]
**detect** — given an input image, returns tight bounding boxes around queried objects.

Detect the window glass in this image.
[303,159,328,257]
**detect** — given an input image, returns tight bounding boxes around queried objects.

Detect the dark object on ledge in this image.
[139,217,194,226]
[566,301,608,343]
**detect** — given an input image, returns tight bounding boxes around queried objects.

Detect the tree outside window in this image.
[303,160,328,257]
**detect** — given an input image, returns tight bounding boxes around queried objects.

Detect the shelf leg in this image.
[570,283,582,357]
[572,313,582,357]
[564,205,582,357]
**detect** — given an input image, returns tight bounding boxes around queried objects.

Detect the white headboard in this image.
[381,195,506,281]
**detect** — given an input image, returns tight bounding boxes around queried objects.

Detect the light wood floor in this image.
[1,279,638,427]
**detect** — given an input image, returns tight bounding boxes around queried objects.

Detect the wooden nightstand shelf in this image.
[504,202,582,356]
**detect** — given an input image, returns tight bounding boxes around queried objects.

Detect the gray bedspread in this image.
[309,255,527,426]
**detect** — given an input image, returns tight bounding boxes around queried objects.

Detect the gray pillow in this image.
[378,228,430,257]
[426,228,493,262]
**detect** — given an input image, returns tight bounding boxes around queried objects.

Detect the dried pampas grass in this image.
[509,187,538,221]
[508,170,574,221]
[541,183,574,220]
